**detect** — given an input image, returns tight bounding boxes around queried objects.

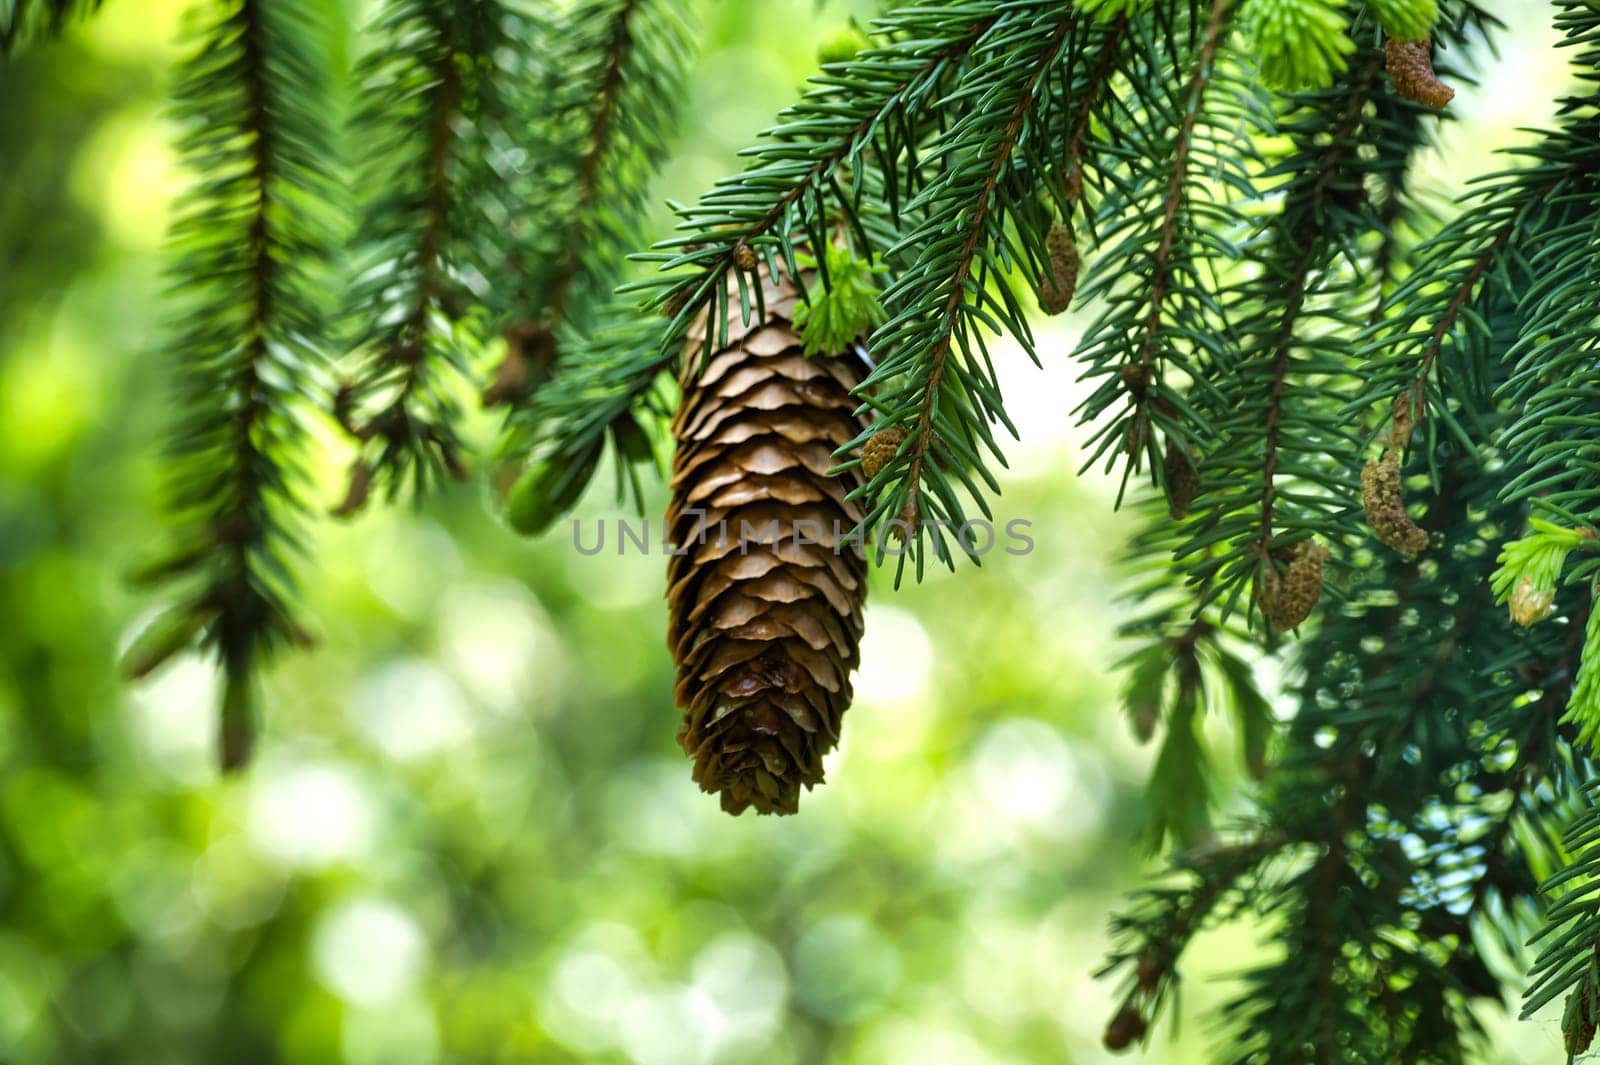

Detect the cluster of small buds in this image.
[1361,457,1430,554]
[1039,220,1080,315]
[732,242,758,271]
[859,427,908,479]
[1385,37,1455,109]
[1261,540,1330,631]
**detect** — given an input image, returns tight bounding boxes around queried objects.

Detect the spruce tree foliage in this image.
[333,0,521,509]
[122,0,340,770]
[12,0,1600,1056]
[0,0,99,53]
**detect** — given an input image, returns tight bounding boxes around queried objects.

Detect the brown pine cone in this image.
[1385,37,1454,109]
[667,262,869,815]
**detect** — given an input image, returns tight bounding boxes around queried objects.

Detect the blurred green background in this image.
[0,1,1579,1061]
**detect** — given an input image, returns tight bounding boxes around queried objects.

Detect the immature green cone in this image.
[667,263,870,815]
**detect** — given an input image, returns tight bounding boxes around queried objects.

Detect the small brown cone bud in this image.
[1509,574,1556,628]
[1388,393,1417,448]
[1121,364,1150,398]
[1039,221,1079,315]
[668,260,869,815]
[860,428,907,479]
[1103,1006,1147,1052]
[332,459,374,518]
[1163,439,1199,521]
[1385,37,1454,109]
[1568,985,1597,1057]
[1361,458,1429,554]
[483,321,555,408]
[663,285,693,319]
[1130,699,1160,744]
[889,500,918,543]
[1260,540,1329,631]
[732,243,758,271]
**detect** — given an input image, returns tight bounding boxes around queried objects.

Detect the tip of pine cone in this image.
[715,776,803,816]
[680,683,830,815]
[685,727,811,816]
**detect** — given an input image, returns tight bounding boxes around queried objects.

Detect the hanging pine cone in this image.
[1361,457,1429,554]
[1039,220,1079,315]
[667,262,870,815]
[1385,37,1454,109]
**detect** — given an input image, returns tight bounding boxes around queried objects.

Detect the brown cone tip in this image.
[667,261,869,815]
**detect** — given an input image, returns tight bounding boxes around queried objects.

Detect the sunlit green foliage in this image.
[10,0,1600,1062]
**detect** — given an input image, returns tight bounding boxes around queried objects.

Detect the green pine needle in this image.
[1567,596,1600,749]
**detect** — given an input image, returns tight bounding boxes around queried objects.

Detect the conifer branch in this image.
[544,0,641,328]
[1256,58,1386,554]
[890,16,1074,556]
[336,0,514,508]
[485,0,690,418]
[1068,9,1262,499]
[1136,0,1233,372]
[131,0,336,769]
[1060,15,1127,212]
[1178,50,1395,616]
[500,4,1006,526]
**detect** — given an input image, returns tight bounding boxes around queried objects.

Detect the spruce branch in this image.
[860,9,1076,576]
[485,0,691,417]
[335,0,515,509]
[131,0,337,769]
[501,3,1009,532]
[1361,90,1599,455]
[1069,2,1258,503]
[1178,48,1399,620]
[1099,829,1288,1048]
